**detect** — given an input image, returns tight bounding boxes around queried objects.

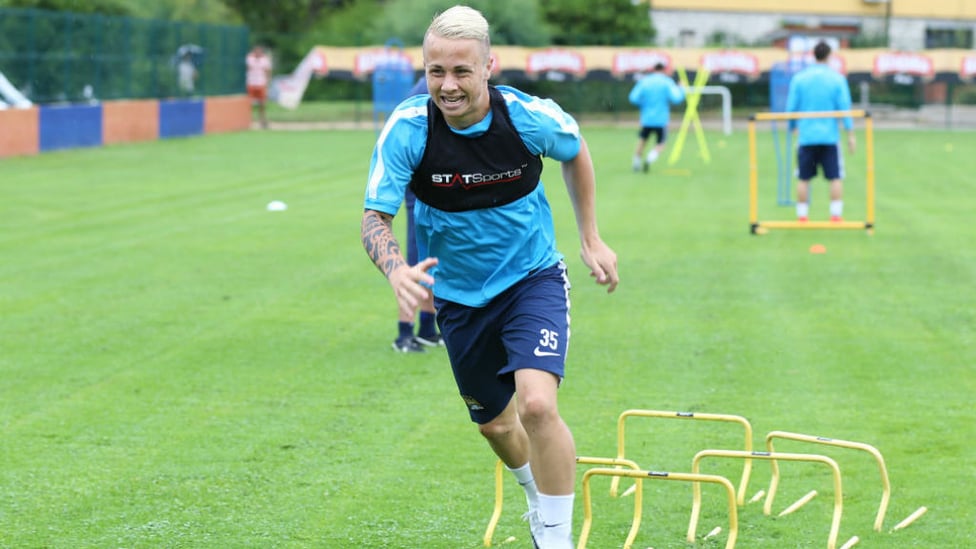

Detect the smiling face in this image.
[422,33,492,130]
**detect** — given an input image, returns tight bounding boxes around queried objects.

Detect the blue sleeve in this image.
[499,86,581,162]
[786,78,800,131]
[669,80,685,104]
[628,81,642,106]
[364,96,428,215]
[838,75,854,130]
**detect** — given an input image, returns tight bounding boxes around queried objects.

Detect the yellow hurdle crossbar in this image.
[748,109,875,234]
[610,410,753,506]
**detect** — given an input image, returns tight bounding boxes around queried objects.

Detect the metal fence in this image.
[0,7,249,104]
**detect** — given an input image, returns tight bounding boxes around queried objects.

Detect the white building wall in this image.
[652,9,972,51]
[653,11,782,47]
[889,20,928,50]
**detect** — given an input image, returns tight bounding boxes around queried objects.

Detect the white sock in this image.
[538,492,574,542]
[646,149,659,163]
[796,202,810,218]
[830,200,843,217]
[507,463,539,511]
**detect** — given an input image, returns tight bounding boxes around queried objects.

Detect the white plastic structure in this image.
[0,69,32,108]
[682,84,732,135]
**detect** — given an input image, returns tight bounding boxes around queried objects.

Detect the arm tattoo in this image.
[362,209,406,278]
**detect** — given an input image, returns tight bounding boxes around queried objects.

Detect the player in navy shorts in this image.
[786,40,856,222]
[360,7,618,548]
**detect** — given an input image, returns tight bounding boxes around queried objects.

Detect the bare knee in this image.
[478,415,518,443]
[517,392,558,430]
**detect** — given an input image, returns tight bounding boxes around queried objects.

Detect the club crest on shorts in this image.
[461,395,485,411]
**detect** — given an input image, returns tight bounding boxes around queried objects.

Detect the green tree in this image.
[0,0,241,22]
[368,0,550,47]
[539,0,652,46]
[123,0,240,24]
[217,0,359,82]
[0,0,132,15]
[218,0,347,40]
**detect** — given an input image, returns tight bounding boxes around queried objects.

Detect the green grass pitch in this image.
[1,123,973,548]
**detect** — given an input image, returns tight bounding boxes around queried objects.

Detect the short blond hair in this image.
[425,5,491,55]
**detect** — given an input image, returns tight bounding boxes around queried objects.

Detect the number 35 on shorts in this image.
[533,328,561,357]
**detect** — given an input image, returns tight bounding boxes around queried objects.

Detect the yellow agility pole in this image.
[748,109,875,234]
[610,410,753,506]
[766,431,891,532]
[483,457,644,547]
[668,67,711,166]
[578,467,738,549]
[748,119,759,228]
[693,449,846,549]
[865,114,875,225]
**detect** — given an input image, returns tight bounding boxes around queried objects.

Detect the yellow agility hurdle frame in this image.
[579,467,738,549]
[610,410,754,506]
[765,431,890,532]
[482,459,506,547]
[748,110,875,234]
[482,456,644,547]
[693,449,849,549]
[575,457,644,549]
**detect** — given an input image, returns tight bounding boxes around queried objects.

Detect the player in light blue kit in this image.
[786,41,856,222]
[360,6,618,548]
[628,62,685,172]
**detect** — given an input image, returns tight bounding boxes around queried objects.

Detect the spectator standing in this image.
[246,45,273,129]
[178,52,197,96]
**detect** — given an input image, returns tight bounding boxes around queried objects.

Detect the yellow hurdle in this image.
[575,457,644,549]
[483,456,643,547]
[610,409,753,506]
[748,109,875,234]
[765,431,891,532]
[482,459,506,547]
[578,467,738,549]
[693,449,845,549]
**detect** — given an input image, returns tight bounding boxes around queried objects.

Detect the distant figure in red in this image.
[246,45,273,129]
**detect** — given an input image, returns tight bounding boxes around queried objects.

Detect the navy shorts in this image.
[797,144,843,181]
[638,126,666,144]
[435,261,572,424]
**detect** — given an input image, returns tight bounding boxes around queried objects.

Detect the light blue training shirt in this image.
[364,85,582,307]
[786,63,854,145]
[628,72,685,127]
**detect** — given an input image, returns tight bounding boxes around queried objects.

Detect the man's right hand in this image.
[388,257,438,317]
